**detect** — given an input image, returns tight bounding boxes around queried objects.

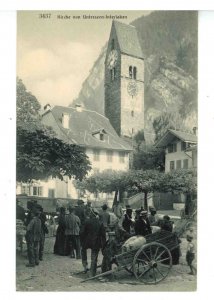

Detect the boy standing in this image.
[186,234,197,275]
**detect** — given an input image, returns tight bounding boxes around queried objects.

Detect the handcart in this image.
[81,230,180,284]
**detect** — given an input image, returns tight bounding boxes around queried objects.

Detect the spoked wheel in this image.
[132,242,172,284]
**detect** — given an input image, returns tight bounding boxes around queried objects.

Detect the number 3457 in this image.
[39,14,51,19]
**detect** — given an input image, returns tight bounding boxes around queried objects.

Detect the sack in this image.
[122,236,146,253]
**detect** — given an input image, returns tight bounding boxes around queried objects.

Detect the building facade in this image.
[155,129,197,173]
[17,105,132,202]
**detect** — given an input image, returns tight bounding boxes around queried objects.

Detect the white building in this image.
[155,129,197,173]
[17,105,132,203]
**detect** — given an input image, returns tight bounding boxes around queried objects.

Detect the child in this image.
[186,234,197,275]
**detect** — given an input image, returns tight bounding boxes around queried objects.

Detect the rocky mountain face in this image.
[71,11,198,144]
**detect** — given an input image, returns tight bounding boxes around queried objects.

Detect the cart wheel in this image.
[132,242,172,284]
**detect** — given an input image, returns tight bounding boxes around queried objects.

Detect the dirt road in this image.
[16,236,196,292]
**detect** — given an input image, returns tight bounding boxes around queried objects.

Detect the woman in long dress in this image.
[54,207,68,256]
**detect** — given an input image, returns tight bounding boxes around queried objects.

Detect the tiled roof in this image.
[42,106,132,151]
[155,129,197,147]
[113,21,144,59]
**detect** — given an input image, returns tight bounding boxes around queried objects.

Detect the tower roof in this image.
[113,21,144,59]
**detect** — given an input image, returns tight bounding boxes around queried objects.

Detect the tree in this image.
[132,145,165,171]
[153,112,188,142]
[17,127,91,182]
[159,169,197,195]
[74,170,128,204]
[126,169,163,210]
[17,77,42,131]
[75,168,197,212]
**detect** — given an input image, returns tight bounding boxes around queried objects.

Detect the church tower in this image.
[104,21,144,138]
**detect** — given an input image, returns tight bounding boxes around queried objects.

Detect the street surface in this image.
[16,235,196,292]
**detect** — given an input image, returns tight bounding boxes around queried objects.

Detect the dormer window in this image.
[62,113,69,129]
[92,128,107,142]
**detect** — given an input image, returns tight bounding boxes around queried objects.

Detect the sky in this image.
[17,10,151,108]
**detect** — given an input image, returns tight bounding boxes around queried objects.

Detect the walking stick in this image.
[80,266,122,283]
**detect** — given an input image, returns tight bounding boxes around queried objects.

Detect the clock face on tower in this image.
[127,81,138,96]
[107,50,118,69]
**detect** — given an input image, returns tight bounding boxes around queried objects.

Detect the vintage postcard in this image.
[16,10,198,292]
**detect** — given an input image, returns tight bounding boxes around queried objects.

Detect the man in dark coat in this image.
[134,210,152,236]
[81,208,106,276]
[122,207,133,233]
[75,200,86,227]
[37,205,47,261]
[25,208,42,267]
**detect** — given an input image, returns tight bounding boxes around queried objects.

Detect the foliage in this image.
[152,112,188,142]
[17,127,91,182]
[17,79,92,182]
[132,145,165,171]
[176,37,197,78]
[75,168,197,210]
[75,170,128,195]
[132,11,197,79]
[133,129,145,150]
[158,169,197,195]
[17,77,42,131]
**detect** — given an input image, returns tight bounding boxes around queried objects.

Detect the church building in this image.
[17,21,145,204]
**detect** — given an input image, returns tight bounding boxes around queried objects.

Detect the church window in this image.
[111,67,116,81]
[133,67,137,79]
[129,66,133,78]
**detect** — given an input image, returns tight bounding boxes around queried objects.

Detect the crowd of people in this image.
[16,199,196,277]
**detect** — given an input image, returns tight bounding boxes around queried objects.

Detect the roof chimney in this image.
[193,127,197,136]
[62,113,69,129]
[75,104,83,112]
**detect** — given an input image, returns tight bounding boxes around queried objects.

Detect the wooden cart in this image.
[82,230,180,284]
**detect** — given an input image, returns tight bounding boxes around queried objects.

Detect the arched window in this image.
[111,39,115,50]
[131,111,134,117]
[129,66,133,78]
[111,67,116,81]
[133,67,137,79]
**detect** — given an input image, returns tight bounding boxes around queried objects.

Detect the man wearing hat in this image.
[148,207,159,226]
[81,208,106,276]
[25,208,42,267]
[75,200,86,227]
[134,210,152,236]
[65,206,81,259]
[99,204,110,230]
[122,207,134,234]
